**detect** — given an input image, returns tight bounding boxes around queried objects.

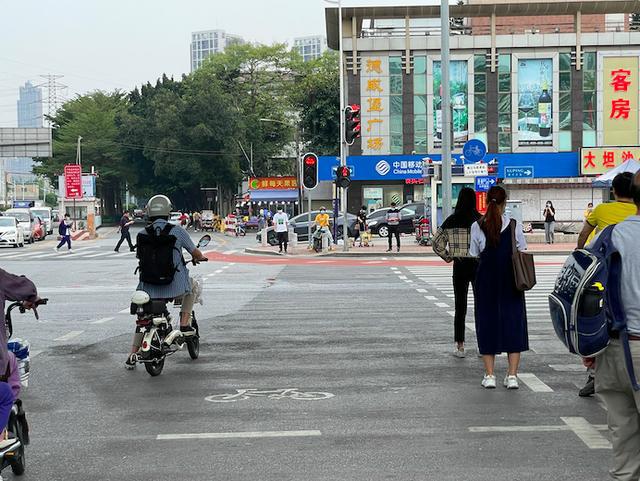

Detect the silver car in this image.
[3,209,35,244]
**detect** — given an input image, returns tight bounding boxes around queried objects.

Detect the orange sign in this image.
[249,177,298,190]
[580,147,640,175]
[476,191,488,214]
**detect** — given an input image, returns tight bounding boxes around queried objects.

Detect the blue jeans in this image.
[56,235,71,249]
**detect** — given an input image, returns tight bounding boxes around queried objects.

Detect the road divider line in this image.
[54,330,84,342]
[90,317,114,325]
[560,417,612,449]
[518,373,554,392]
[156,430,322,441]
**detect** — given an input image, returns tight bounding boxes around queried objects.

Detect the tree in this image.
[290,51,340,156]
[34,91,129,217]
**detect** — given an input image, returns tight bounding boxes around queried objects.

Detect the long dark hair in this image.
[545,201,555,211]
[455,187,480,223]
[481,186,507,247]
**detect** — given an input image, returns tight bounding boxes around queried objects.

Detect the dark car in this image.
[256,211,357,245]
[366,203,431,238]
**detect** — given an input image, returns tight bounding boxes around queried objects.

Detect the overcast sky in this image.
[0,0,435,126]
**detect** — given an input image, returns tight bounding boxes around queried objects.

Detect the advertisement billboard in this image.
[581,147,640,175]
[517,58,553,146]
[602,57,639,146]
[360,56,390,155]
[63,164,82,199]
[433,60,468,146]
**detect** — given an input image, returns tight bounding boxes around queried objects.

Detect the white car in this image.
[0,216,25,248]
[3,209,34,244]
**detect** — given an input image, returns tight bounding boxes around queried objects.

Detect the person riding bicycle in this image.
[125,195,208,369]
[0,269,37,447]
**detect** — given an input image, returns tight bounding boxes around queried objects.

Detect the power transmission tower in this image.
[39,74,67,127]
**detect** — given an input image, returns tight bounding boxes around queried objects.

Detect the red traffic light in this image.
[304,155,317,166]
[337,166,350,177]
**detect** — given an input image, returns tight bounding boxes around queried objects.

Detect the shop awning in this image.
[248,190,298,202]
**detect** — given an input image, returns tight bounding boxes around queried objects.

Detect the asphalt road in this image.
[0,228,612,481]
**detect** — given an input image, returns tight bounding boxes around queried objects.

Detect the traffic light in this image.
[302,153,318,190]
[345,104,361,145]
[335,165,351,189]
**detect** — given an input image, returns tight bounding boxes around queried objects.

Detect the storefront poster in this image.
[248,177,297,190]
[603,57,639,146]
[433,60,468,145]
[361,56,390,155]
[517,58,553,146]
[580,147,640,175]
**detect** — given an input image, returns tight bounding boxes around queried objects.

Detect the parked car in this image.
[366,203,431,238]
[0,216,24,248]
[30,207,53,235]
[256,211,358,245]
[3,209,35,244]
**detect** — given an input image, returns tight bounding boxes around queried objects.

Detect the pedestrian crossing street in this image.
[0,245,239,261]
[403,264,567,354]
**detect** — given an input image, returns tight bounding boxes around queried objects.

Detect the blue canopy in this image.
[592,159,640,188]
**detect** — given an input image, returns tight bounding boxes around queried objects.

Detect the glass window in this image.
[414,135,427,154]
[583,92,595,111]
[390,115,403,135]
[559,111,571,131]
[474,93,487,113]
[474,74,486,93]
[390,135,403,154]
[583,70,596,91]
[584,52,596,71]
[498,93,511,114]
[474,54,486,71]
[498,133,512,152]
[390,75,402,95]
[414,115,427,134]
[559,72,571,91]
[498,54,511,73]
[414,75,427,95]
[559,131,572,151]
[584,110,596,131]
[475,112,487,132]
[390,56,403,75]
[560,92,571,112]
[414,56,426,75]
[498,114,511,131]
[582,130,596,147]
[559,53,571,71]
[498,74,511,92]
[414,96,427,116]
[391,96,403,115]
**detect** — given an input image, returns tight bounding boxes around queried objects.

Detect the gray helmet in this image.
[146,194,172,218]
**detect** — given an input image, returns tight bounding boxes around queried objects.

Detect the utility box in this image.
[506,200,523,225]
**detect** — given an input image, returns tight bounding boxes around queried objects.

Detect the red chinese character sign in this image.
[603,57,639,146]
[580,147,640,175]
[64,164,82,199]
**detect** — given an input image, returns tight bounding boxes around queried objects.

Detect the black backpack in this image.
[136,224,179,285]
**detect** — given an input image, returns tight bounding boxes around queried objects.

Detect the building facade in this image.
[324,1,640,222]
[190,30,244,71]
[293,35,328,62]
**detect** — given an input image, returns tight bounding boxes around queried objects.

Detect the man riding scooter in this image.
[125,195,208,369]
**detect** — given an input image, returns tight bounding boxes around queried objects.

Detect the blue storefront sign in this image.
[475,176,497,192]
[505,166,535,178]
[319,152,578,181]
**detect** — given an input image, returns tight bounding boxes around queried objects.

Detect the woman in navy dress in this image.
[470,186,529,390]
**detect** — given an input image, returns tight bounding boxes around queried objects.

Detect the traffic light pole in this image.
[337,0,349,252]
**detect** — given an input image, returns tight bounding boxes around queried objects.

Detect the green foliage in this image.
[290,51,340,155]
[45,193,58,208]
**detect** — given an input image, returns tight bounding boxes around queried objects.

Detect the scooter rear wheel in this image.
[144,336,165,376]
[10,419,25,475]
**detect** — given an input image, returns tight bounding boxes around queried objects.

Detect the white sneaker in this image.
[453,346,466,358]
[481,374,497,389]
[53,247,59,252]
[504,375,519,389]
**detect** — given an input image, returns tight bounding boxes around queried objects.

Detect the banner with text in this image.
[603,57,639,146]
[581,147,640,175]
[361,56,391,155]
[248,177,298,190]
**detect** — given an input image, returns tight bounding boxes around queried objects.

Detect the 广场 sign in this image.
[580,147,639,175]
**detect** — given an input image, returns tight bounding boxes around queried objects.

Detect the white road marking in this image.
[470,425,569,433]
[157,430,322,441]
[223,250,238,255]
[214,270,223,274]
[518,373,554,392]
[425,295,437,300]
[435,302,450,308]
[54,330,84,342]
[465,322,476,332]
[390,267,398,271]
[90,317,114,325]
[119,308,130,314]
[222,265,231,268]
[397,275,407,280]
[416,289,428,293]
[83,252,113,258]
[447,311,455,317]
[561,417,612,449]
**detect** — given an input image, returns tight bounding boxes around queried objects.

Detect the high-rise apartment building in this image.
[190,30,244,71]
[293,35,328,62]
[17,81,43,128]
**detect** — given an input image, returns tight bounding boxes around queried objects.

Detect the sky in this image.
[0,0,435,127]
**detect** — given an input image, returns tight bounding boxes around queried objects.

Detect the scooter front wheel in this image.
[9,418,25,475]
[187,314,200,360]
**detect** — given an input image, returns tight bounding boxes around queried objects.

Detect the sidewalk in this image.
[245,239,575,257]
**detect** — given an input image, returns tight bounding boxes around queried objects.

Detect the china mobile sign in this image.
[602,56,639,146]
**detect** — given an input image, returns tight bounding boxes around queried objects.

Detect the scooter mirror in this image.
[197,235,211,248]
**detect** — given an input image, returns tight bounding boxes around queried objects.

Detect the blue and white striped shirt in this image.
[136,219,196,299]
